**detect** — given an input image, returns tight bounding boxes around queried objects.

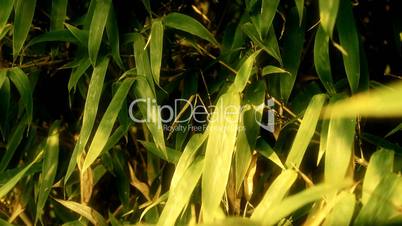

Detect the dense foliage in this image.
[0,0,402,225]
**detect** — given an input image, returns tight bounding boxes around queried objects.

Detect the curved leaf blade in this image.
[13,0,37,58]
[164,12,218,46]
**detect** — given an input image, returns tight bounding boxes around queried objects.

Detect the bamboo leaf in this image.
[68,57,91,93]
[82,78,134,172]
[255,138,284,169]
[325,112,356,186]
[285,94,326,169]
[202,92,241,221]
[323,81,402,118]
[50,0,68,30]
[0,0,13,31]
[322,192,356,226]
[139,141,181,164]
[262,183,348,225]
[242,23,282,64]
[319,0,339,37]
[354,174,402,226]
[229,51,260,93]
[106,4,124,69]
[150,19,164,85]
[28,30,80,46]
[36,121,61,223]
[13,0,37,58]
[157,158,204,226]
[88,0,111,65]
[251,170,297,221]
[314,26,336,95]
[0,151,43,199]
[65,57,109,183]
[55,199,107,226]
[362,148,394,205]
[260,0,280,37]
[164,12,218,46]
[234,81,265,192]
[8,68,33,124]
[337,0,360,93]
[0,116,28,172]
[280,8,305,102]
[170,132,208,191]
[261,65,290,76]
[295,0,304,24]
[133,33,155,94]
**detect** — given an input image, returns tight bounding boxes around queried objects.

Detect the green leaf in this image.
[295,0,304,24]
[139,141,181,164]
[319,0,339,37]
[285,94,326,169]
[106,4,124,69]
[325,114,355,186]
[55,199,107,226]
[322,192,356,226]
[36,121,61,223]
[354,174,402,226]
[28,30,80,46]
[170,132,208,191]
[280,8,305,102]
[251,169,297,221]
[0,0,13,31]
[9,67,33,124]
[164,12,218,46]
[88,0,111,65]
[157,158,204,226]
[234,81,265,192]
[255,138,284,169]
[261,183,348,225]
[0,116,27,172]
[337,0,360,93]
[198,218,262,226]
[0,151,43,199]
[68,57,91,93]
[260,0,280,37]
[228,51,260,93]
[261,65,290,76]
[65,23,89,46]
[242,23,282,64]
[0,76,10,136]
[82,78,134,172]
[65,57,109,183]
[314,26,336,95]
[50,0,68,30]
[133,33,155,94]
[150,19,164,85]
[323,81,402,118]
[362,148,394,205]
[13,0,37,58]
[202,92,241,221]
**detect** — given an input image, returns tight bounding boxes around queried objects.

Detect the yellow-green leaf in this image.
[202,92,241,221]
[150,19,164,85]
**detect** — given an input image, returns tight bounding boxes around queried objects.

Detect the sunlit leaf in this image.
[251,169,297,221]
[65,57,109,183]
[260,0,280,37]
[82,78,134,172]
[88,0,111,65]
[202,92,241,221]
[362,148,394,205]
[150,19,164,85]
[36,121,61,223]
[319,0,339,37]
[55,199,107,226]
[157,158,204,226]
[106,4,124,69]
[322,192,356,226]
[164,12,218,46]
[285,94,326,169]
